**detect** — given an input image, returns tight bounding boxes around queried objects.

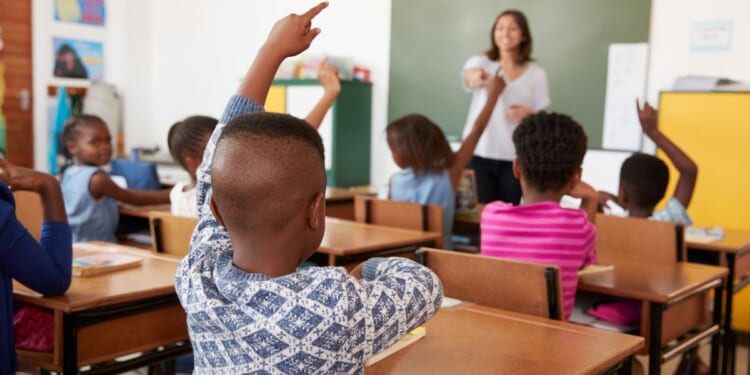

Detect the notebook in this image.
[73,251,143,277]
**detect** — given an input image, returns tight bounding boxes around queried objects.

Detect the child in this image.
[0,158,72,374]
[61,114,170,242]
[175,3,443,373]
[598,100,698,224]
[386,71,504,249]
[480,112,598,321]
[166,62,340,217]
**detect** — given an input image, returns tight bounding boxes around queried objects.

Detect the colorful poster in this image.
[53,38,103,81]
[55,0,105,26]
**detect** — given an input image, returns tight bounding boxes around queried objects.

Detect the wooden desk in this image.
[578,261,727,375]
[318,218,439,268]
[687,229,750,375]
[325,187,375,220]
[118,204,171,219]
[367,303,644,375]
[14,242,189,374]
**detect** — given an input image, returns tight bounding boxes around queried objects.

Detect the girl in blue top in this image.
[0,158,72,374]
[386,72,505,249]
[61,115,170,242]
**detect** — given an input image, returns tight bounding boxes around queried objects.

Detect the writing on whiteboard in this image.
[602,43,649,151]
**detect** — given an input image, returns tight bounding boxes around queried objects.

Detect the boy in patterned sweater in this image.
[174,3,443,374]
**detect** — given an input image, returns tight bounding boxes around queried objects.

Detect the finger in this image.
[308,27,321,42]
[302,1,328,22]
[636,98,641,111]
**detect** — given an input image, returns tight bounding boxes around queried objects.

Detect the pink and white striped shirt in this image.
[480,201,597,320]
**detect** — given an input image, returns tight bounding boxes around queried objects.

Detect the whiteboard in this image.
[602,43,649,151]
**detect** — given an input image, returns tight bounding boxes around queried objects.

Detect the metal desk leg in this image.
[723,253,736,375]
[710,279,724,375]
[617,356,633,375]
[649,302,664,375]
[62,312,78,374]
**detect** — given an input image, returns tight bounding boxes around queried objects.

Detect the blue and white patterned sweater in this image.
[175,96,443,374]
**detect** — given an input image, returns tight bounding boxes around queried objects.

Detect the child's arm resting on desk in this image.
[353,257,443,360]
[637,99,698,208]
[89,172,170,206]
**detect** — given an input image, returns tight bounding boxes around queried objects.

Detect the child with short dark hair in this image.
[166,62,340,217]
[480,112,598,320]
[175,4,442,373]
[386,72,504,248]
[61,115,170,242]
[598,100,698,224]
[0,158,71,373]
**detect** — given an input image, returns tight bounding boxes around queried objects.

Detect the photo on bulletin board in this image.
[55,0,106,26]
[455,169,478,216]
[52,38,103,81]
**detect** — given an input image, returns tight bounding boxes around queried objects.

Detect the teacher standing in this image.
[462,10,550,204]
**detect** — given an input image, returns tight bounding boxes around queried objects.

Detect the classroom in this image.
[1,0,749,374]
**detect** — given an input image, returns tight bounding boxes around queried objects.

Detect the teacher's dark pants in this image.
[467,156,522,204]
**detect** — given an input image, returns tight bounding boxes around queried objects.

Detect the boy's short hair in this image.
[512,112,588,192]
[620,153,669,208]
[211,112,326,230]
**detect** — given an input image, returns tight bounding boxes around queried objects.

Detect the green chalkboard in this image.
[388,0,650,147]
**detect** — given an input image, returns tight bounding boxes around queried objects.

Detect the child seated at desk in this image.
[167,62,341,217]
[597,100,698,225]
[385,69,504,249]
[61,115,171,242]
[480,112,598,321]
[175,3,443,373]
[0,158,72,374]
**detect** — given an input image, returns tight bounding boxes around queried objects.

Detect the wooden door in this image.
[0,0,34,167]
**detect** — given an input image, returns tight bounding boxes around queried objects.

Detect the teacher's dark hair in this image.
[485,10,533,64]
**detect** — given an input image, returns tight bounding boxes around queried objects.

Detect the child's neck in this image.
[230,225,308,278]
[521,188,565,206]
[627,206,654,218]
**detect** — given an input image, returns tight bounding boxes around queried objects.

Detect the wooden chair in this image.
[13,191,43,241]
[148,211,198,256]
[595,213,686,265]
[354,195,444,248]
[593,214,711,352]
[417,248,564,320]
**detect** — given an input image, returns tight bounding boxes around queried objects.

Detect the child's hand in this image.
[506,104,533,123]
[486,69,506,100]
[262,2,329,60]
[636,99,658,136]
[317,60,341,96]
[0,158,57,193]
[349,262,365,279]
[596,191,619,212]
[464,68,488,89]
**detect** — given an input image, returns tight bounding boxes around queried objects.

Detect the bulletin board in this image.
[657,92,750,231]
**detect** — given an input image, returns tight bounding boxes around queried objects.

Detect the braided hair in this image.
[60,114,106,173]
[512,112,588,192]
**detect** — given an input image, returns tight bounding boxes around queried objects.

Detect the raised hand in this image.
[486,68,506,100]
[317,60,341,96]
[636,99,658,135]
[263,2,329,60]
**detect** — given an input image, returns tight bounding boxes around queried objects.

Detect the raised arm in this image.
[450,72,505,189]
[237,2,328,105]
[89,172,170,206]
[305,61,341,129]
[351,257,443,359]
[0,159,71,295]
[637,100,698,208]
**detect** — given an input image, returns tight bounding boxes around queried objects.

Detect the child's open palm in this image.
[636,99,658,135]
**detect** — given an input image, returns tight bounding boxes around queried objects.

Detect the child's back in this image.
[176,6,442,373]
[62,164,118,242]
[479,112,598,320]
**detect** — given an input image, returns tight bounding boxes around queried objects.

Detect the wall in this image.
[148,0,394,187]
[32,0,153,172]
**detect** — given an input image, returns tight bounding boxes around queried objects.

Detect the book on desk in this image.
[72,246,143,277]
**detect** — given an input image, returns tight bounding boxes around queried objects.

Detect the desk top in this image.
[118,204,171,219]
[454,203,486,225]
[578,261,727,304]
[687,228,750,256]
[13,242,180,312]
[367,304,643,375]
[319,218,440,256]
[325,187,375,203]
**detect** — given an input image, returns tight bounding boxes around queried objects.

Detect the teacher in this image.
[461,10,550,204]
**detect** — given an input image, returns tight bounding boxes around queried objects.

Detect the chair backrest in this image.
[13,191,43,241]
[595,213,685,265]
[418,248,564,320]
[110,158,161,190]
[354,195,444,248]
[148,211,198,256]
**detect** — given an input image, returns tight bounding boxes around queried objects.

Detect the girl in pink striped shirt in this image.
[480,112,597,320]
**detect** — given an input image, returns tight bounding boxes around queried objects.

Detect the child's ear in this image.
[307,192,325,230]
[618,185,629,206]
[568,167,583,191]
[66,141,78,155]
[209,197,226,227]
[512,158,522,179]
[184,154,202,176]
